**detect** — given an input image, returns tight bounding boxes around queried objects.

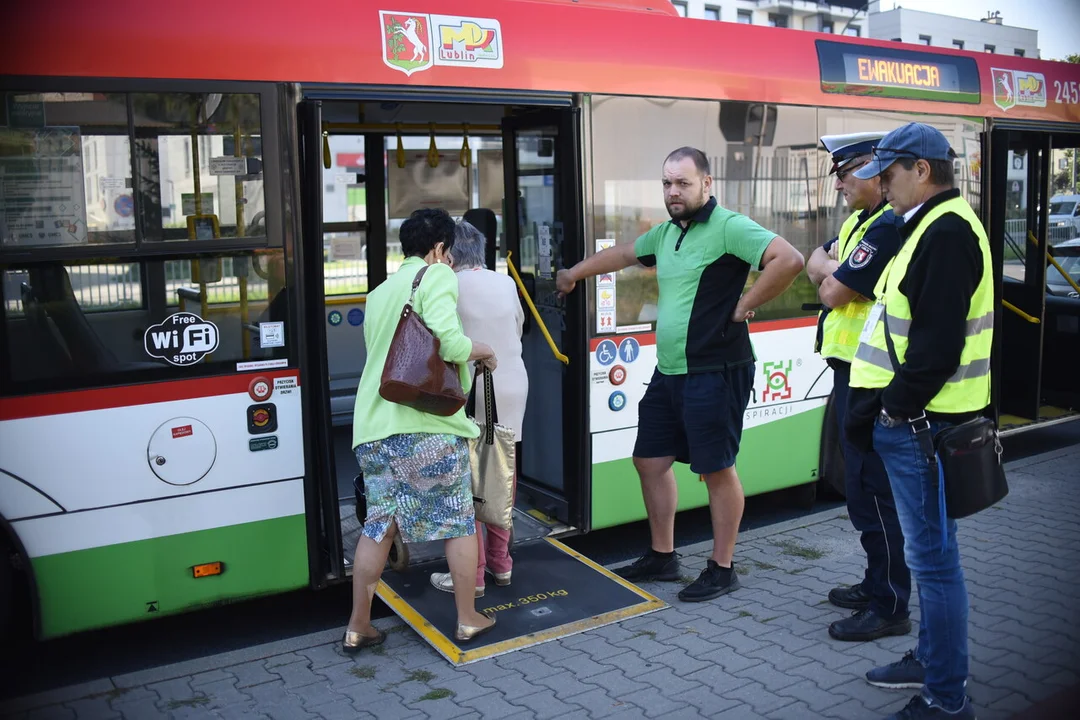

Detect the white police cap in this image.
[820,132,886,175]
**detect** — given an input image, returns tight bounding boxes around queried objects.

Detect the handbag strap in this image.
[403,265,430,314]
[465,365,499,444]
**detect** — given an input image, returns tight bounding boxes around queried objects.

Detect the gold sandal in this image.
[455,611,496,643]
[342,628,386,653]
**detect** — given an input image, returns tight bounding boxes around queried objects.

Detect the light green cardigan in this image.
[352,256,480,448]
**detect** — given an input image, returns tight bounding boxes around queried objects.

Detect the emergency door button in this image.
[147,417,217,486]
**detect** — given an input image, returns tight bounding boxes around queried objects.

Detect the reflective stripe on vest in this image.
[849,196,994,414]
[819,205,889,363]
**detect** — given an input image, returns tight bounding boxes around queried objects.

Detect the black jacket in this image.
[846,189,984,448]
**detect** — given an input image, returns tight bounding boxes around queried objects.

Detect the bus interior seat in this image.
[463,208,498,270]
[18,281,74,377]
[28,265,121,372]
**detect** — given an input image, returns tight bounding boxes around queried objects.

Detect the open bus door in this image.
[297,97,346,587]
[500,109,589,531]
[990,126,1080,433]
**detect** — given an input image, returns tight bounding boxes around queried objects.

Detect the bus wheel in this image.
[388,534,409,572]
[0,540,14,643]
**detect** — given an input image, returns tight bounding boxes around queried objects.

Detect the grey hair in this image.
[452,221,488,270]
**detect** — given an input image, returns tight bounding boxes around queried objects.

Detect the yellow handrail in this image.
[505,252,569,365]
[1002,299,1040,324]
[1028,231,1080,297]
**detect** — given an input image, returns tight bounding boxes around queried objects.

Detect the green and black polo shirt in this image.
[634,197,776,375]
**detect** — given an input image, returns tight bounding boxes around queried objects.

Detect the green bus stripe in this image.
[31,514,308,639]
[591,407,825,530]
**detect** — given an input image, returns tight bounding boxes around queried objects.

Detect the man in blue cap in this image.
[847,122,992,720]
[808,132,911,643]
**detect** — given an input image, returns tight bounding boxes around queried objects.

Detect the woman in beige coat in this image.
[430,220,529,597]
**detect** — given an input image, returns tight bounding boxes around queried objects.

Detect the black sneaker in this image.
[615,550,681,582]
[884,694,976,719]
[867,650,927,690]
[677,560,740,602]
[829,608,911,641]
[829,584,872,610]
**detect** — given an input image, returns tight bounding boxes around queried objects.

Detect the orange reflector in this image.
[192,562,224,578]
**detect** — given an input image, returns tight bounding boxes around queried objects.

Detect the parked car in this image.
[1048,237,1080,298]
[1049,194,1080,241]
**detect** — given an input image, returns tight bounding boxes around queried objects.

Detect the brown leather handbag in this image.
[379,265,467,416]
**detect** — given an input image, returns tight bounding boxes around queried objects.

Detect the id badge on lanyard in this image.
[860,302,885,345]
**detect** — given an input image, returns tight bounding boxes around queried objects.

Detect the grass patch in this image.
[406,670,437,683]
[368,644,387,656]
[839,513,850,521]
[773,540,826,560]
[678,575,697,585]
[737,610,754,618]
[634,630,657,639]
[350,666,376,680]
[418,688,454,701]
[786,567,809,575]
[749,560,779,571]
[817,598,832,605]
[759,616,779,623]
[166,696,210,710]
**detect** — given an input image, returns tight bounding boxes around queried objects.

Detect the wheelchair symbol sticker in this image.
[608,391,627,412]
[618,337,640,363]
[595,339,617,366]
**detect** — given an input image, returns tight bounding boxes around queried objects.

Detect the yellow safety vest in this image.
[818,204,890,362]
[849,196,993,413]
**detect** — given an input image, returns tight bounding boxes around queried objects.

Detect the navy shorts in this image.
[633,364,756,474]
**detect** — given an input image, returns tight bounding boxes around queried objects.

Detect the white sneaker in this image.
[487,569,512,586]
[429,572,484,598]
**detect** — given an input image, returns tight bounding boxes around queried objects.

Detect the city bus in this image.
[2,0,1079,643]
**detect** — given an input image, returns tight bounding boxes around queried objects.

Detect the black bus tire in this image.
[0,540,13,642]
[820,390,847,499]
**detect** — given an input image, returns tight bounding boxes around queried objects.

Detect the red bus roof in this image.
[4,1,1079,123]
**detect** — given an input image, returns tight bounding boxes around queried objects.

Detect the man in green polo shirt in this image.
[556,146,804,601]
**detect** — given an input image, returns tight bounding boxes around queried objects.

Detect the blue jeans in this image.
[873,419,969,710]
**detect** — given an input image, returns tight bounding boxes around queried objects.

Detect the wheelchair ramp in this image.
[375,537,667,665]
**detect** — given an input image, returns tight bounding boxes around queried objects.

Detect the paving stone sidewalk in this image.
[3,444,1078,720]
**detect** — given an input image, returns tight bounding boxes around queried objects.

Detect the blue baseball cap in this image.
[854,122,957,180]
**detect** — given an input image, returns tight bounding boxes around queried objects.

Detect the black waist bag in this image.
[934,418,1008,519]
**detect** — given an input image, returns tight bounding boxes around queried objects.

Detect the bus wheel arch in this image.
[0,515,40,645]
[819,390,847,499]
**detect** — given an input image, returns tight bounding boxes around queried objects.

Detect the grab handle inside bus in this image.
[506,252,569,365]
[1002,299,1040,324]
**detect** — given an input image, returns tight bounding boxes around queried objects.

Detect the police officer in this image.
[808,132,912,643]
[847,123,991,720]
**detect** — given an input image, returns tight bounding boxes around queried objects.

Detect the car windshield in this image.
[1049,255,1080,285]
[1049,201,1076,215]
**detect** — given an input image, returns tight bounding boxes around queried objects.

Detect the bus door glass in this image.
[501,110,585,526]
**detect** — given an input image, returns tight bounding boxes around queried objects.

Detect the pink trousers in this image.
[475,473,516,586]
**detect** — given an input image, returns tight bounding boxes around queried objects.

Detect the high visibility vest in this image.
[818,205,890,363]
[849,196,993,413]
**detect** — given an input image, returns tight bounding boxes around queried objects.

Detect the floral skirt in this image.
[355,432,475,544]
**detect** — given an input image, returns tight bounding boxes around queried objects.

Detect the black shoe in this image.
[615,550,681,581]
[677,560,740,602]
[866,650,927,690]
[829,607,911,641]
[829,584,872,610]
[883,694,976,719]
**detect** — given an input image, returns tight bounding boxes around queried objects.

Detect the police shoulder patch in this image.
[847,240,876,270]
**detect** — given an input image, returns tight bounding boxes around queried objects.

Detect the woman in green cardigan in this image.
[343,209,498,652]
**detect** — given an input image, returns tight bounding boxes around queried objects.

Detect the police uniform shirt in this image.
[815,204,904,354]
[826,205,904,300]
